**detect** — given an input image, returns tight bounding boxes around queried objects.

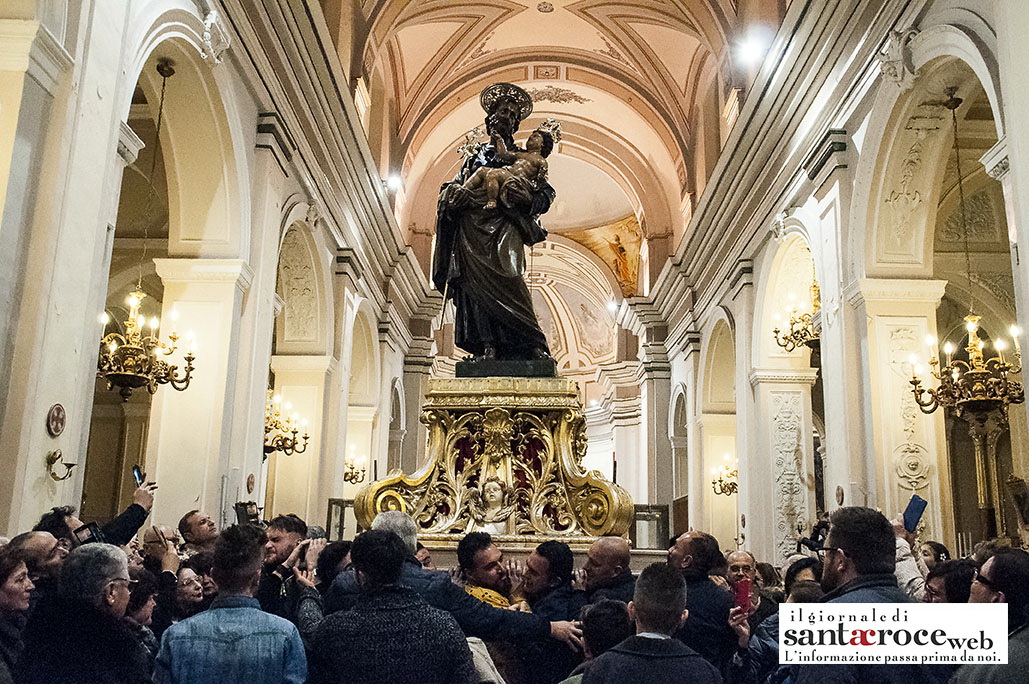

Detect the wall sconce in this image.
[711,463,738,496]
[45,450,76,481]
[343,444,367,484]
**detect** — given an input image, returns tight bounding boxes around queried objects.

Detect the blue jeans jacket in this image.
[154,595,306,684]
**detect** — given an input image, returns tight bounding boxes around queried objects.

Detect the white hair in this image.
[60,543,127,607]
[371,511,418,556]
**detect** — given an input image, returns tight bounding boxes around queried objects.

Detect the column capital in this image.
[153,258,254,294]
[270,354,336,374]
[847,278,946,308]
[749,368,819,388]
[980,136,1010,181]
[117,121,145,166]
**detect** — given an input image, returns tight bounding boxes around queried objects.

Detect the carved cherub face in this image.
[484,480,504,505]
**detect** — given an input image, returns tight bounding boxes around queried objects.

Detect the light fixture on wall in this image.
[343,445,367,484]
[264,390,309,458]
[711,461,738,496]
[909,87,1024,424]
[772,259,820,353]
[97,59,197,401]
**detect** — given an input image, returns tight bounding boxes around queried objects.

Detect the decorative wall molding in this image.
[854,278,947,306]
[278,228,317,343]
[200,10,231,65]
[771,391,805,561]
[749,369,819,388]
[878,28,919,91]
[270,354,336,374]
[802,128,848,187]
[117,121,145,166]
[153,258,255,293]
[980,137,1009,181]
[27,23,72,95]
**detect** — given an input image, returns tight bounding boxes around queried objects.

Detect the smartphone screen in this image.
[132,465,145,487]
[734,577,751,611]
[903,494,928,532]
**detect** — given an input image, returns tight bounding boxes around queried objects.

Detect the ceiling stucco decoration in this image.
[528,85,591,104]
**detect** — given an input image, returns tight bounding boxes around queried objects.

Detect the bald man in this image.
[584,536,636,604]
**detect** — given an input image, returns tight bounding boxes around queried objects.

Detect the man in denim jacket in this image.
[154,524,306,684]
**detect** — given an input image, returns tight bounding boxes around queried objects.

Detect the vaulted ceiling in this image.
[322,0,784,342]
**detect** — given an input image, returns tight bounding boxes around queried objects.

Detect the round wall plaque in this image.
[835,485,845,506]
[246,473,256,494]
[46,404,66,437]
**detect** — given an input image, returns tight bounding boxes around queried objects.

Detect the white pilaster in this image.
[266,354,335,523]
[146,258,253,528]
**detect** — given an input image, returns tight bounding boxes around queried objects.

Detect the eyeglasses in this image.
[973,570,1000,593]
[110,577,138,588]
[815,546,841,561]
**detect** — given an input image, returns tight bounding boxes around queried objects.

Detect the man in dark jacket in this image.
[520,540,587,683]
[5,531,69,614]
[325,512,581,650]
[17,543,149,684]
[583,563,722,683]
[791,506,954,684]
[311,529,476,684]
[667,530,736,672]
[583,536,635,605]
[34,482,157,548]
[257,514,307,620]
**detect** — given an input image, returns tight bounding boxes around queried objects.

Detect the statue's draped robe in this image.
[433,142,554,357]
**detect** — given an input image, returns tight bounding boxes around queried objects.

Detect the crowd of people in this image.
[0,481,1026,683]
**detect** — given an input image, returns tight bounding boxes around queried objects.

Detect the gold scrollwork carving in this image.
[355,378,633,542]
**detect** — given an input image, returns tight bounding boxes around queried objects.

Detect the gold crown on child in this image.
[537,118,562,144]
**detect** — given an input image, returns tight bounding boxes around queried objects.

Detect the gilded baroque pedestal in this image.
[355,377,633,548]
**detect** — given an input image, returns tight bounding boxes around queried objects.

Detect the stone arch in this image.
[124,13,249,258]
[697,312,737,546]
[343,302,382,494]
[851,20,1003,280]
[275,220,333,356]
[753,232,818,369]
[669,382,691,529]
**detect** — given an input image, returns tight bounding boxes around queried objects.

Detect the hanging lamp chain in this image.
[945,86,974,316]
[137,59,175,291]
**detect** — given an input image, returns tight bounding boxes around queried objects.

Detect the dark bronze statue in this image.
[432,83,558,364]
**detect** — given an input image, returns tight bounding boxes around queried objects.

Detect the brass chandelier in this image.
[909,87,1024,423]
[773,260,821,352]
[97,60,196,402]
[264,390,309,458]
[98,291,195,401]
[711,462,738,496]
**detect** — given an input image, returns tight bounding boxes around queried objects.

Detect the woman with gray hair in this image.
[16,543,149,683]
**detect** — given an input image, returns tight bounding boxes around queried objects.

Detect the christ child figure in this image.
[462,128,554,210]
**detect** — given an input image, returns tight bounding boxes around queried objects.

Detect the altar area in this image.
[355,376,634,551]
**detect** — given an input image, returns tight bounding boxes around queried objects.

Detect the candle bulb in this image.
[943,341,955,366]
[996,339,1007,363]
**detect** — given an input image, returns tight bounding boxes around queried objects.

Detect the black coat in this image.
[673,569,737,673]
[99,504,149,547]
[326,557,548,642]
[0,614,24,684]
[522,583,587,684]
[586,570,636,605]
[583,635,723,683]
[310,584,476,684]
[16,596,149,684]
